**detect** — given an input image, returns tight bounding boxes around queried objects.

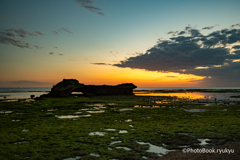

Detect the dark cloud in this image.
[202,26,215,30]
[0,28,44,49]
[178,31,186,35]
[185,26,192,30]
[232,45,240,49]
[33,45,43,49]
[231,23,240,27]
[92,63,111,65]
[13,28,28,37]
[113,24,240,86]
[35,31,43,35]
[52,31,59,35]
[76,0,104,15]
[60,27,73,34]
[0,33,29,48]
[189,29,202,37]
[167,31,178,35]
[49,52,63,56]
[54,27,73,34]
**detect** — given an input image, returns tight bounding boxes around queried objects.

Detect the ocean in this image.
[135,87,240,90]
[1,87,240,93]
[0,88,51,100]
[0,87,240,100]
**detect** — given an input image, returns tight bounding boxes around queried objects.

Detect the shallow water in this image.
[184,109,208,112]
[105,128,116,131]
[137,141,171,156]
[89,131,107,136]
[116,146,131,150]
[86,110,105,113]
[119,108,133,111]
[55,114,91,119]
[119,130,128,134]
[0,91,48,100]
[198,138,211,145]
[90,153,100,157]
[63,156,81,160]
[109,141,122,146]
[0,111,13,114]
[86,103,105,107]
[13,141,29,145]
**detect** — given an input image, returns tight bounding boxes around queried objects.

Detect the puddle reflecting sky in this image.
[89,132,107,136]
[86,110,105,113]
[137,141,171,156]
[55,114,91,119]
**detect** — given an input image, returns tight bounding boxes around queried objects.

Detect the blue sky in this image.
[0,0,240,87]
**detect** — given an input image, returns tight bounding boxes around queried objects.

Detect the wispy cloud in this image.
[0,28,43,48]
[75,0,104,15]
[59,27,73,34]
[10,80,52,86]
[52,31,59,35]
[0,16,6,21]
[35,31,43,35]
[113,24,240,86]
[92,63,111,65]
[49,52,63,56]
[231,23,240,27]
[202,26,215,30]
[52,27,73,35]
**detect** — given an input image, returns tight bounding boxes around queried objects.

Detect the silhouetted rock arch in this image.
[44,79,137,97]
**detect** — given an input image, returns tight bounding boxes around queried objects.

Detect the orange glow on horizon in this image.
[75,67,205,87]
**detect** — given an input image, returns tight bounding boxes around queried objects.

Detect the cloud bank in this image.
[112,24,240,86]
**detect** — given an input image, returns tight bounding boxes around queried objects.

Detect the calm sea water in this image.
[0,88,51,100]
[0,87,239,100]
[134,87,240,90]
[1,87,240,93]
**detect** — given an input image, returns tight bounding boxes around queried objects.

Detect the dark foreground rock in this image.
[43,79,137,97]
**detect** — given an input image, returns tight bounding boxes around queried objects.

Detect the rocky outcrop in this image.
[44,79,137,97]
[74,83,137,96]
[46,79,84,97]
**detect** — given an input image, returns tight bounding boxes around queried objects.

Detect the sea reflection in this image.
[134,91,240,100]
[134,92,205,99]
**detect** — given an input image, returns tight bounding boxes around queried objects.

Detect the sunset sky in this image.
[0,0,240,87]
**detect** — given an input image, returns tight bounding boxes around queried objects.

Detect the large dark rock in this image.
[47,79,84,97]
[74,83,137,96]
[44,79,136,97]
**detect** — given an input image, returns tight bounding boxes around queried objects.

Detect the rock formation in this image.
[46,79,84,97]
[44,79,137,97]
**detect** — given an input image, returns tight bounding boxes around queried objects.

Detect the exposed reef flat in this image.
[0,93,240,159]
